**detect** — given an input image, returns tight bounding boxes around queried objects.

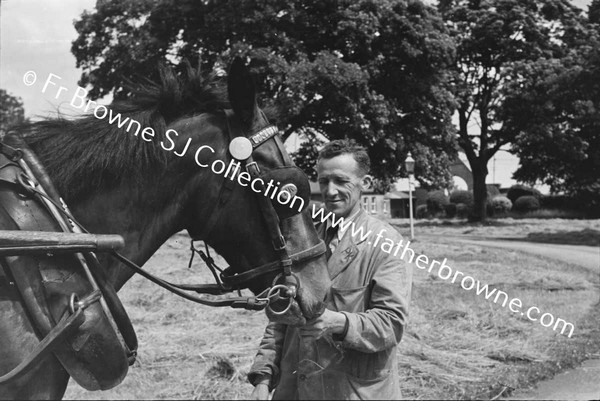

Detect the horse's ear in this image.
[227,57,257,127]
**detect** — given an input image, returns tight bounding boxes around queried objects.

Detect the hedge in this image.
[416,204,429,219]
[507,184,541,204]
[427,190,449,213]
[456,203,469,219]
[514,195,541,212]
[491,196,512,213]
[449,190,473,206]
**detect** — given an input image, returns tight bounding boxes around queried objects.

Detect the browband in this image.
[249,126,279,148]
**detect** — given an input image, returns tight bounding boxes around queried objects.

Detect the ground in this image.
[63,218,600,400]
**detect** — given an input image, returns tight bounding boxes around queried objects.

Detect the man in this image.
[248,139,412,400]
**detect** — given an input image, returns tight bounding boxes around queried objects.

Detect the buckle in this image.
[246,161,260,177]
[272,235,286,251]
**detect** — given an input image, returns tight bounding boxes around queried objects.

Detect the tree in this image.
[590,0,600,24]
[507,11,600,216]
[72,0,458,191]
[438,0,588,221]
[0,89,25,133]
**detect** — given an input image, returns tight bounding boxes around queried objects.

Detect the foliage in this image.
[426,190,449,213]
[0,89,25,133]
[514,195,541,212]
[416,204,429,219]
[449,189,473,206]
[455,202,469,219]
[491,196,512,213]
[540,195,574,210]
[505,15,600,217]
[506,184,542,204]
[72,0,459,189]
[486,184,500,198]
[290,133,324,182]
[438,0,590,221]
[444,202,457,218]
[415,204,429,219]
[590,0,600,25]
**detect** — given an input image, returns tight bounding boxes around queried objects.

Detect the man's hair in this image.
[318,139,370,176]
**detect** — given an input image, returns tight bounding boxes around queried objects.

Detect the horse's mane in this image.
[16,62,229,204]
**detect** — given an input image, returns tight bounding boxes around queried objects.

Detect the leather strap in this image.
[220,240,325,288]
[0,308,85,384]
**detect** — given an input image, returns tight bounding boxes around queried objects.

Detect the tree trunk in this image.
[470,161,488,222]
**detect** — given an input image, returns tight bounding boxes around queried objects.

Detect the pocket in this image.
[329,285,369,313]
[345,372,399,400]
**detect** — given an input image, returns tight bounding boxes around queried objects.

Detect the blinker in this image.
[261,167,311,219]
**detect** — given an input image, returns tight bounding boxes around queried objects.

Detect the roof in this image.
[384,191,410,199]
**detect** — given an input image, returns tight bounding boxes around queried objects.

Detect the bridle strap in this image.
[221,240,326,289]
[12,177,269,310]
[5,116,322,311]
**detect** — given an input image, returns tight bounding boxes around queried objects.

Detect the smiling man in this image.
[249,139,413,400]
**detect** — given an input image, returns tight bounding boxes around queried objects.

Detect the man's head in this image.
[316,139,372,218]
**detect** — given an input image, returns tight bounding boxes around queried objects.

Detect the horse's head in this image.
[173,59,330,325]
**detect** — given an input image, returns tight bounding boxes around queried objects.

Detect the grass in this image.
[389,217,600,242]
[525,228,600,247]
[395,238,599,400]
[63,223,600,400]
[505,209,586,219]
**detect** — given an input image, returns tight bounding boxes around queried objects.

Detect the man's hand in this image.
[250,383,270,400]
[298,309,347,340]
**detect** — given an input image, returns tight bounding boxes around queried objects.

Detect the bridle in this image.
[2,110,326,314]
[180,109,327,313]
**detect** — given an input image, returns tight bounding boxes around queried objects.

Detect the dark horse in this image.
[0,59,330,399]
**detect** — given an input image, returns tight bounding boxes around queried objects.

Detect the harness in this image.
[0,109,326,388]
[0,137,137,390]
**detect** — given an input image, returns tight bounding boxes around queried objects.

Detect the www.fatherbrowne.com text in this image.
[311,204,576,338]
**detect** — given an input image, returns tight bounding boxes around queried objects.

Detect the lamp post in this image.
[405,152,415,240]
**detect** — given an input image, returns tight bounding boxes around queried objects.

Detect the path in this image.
[425,235,598,272]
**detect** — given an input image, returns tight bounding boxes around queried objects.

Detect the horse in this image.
[0,58,331,399]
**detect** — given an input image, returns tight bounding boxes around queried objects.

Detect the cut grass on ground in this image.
[389,217,600,242]
[64,228,600,400]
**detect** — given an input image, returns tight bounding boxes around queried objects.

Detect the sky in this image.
[0,0,593,192]
[0,0,97,119]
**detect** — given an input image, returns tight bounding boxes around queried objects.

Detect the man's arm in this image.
[248,321,287,391]
[299,250,412,353]
[342,254,411,352]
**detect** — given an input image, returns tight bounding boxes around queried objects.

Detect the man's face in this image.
[316,153,370,219]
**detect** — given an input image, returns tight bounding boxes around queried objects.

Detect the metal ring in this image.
[16,172,36,197]
[266,284,297,315]
[9,149,23,162]
[272,272,300,290]
[69,293,80,314]
[267,284,293,300]
[69,290,102,315]
[267,295,293,315]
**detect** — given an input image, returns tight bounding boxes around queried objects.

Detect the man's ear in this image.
[360,175,373,192]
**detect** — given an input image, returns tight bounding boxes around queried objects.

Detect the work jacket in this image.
[249,209,413,400]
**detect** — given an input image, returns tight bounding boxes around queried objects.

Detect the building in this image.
[309,182,411,218]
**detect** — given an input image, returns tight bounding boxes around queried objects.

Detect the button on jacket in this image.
[248,208,413,400]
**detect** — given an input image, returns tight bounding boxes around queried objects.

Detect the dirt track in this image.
[448,237,598,272]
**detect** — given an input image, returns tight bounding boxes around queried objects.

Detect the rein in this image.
[1,109,326,313]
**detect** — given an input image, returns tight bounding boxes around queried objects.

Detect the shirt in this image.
[324,208,361,254]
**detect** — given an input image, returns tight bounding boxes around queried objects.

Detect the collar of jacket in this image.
[322,208,370,280]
